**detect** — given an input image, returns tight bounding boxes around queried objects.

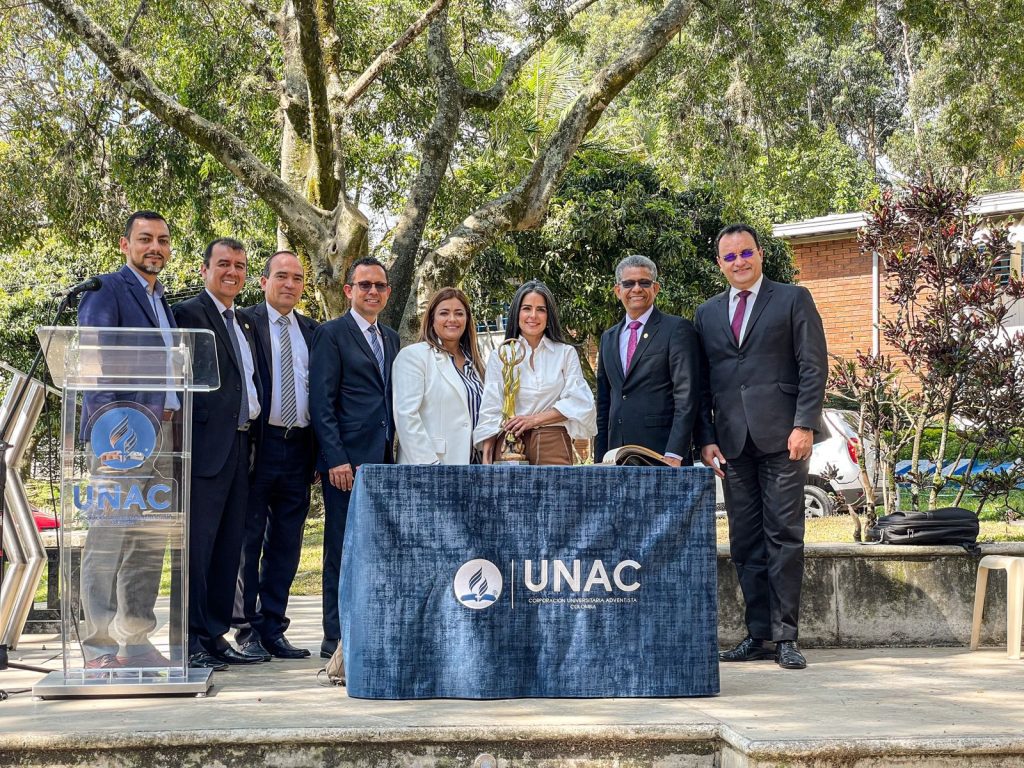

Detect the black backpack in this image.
[865,507,979,546]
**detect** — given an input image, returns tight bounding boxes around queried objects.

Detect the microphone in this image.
[55,276,102,297]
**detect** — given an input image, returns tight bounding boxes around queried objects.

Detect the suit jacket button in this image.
[741,384,747,391]
[235,385,241,391]
[622,394,627,399]
[738,354,744,361]
[380,420,386,427]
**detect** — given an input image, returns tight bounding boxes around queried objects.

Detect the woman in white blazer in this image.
[393,287,485,465]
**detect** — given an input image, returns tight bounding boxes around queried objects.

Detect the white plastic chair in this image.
[970,555,1024,659]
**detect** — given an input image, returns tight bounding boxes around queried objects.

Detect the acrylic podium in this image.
[32,326,218,698]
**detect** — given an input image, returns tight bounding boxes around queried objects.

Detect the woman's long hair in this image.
[419,287,485,378]
[504,280,567,344]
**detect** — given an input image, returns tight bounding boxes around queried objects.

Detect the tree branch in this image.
[241,0,279,31]
[381,11,464,335]
[39,0,329,250]
[293,0,341,209]
[400,0,698,328]
[463,0,603,111]
[341,0,451,108]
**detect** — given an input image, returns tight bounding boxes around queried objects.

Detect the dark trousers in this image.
[320,481,350,641]
[189,430,249,654]
[723,434,808,642]
[234,429,313,645]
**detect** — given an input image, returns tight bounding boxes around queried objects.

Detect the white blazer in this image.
[392,341,475,465]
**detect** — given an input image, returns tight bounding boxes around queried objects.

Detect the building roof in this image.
[774,190,1024,242]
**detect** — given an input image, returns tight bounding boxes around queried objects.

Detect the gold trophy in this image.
[495,338,528,464]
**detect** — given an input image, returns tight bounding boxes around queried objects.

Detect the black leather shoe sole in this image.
[213,647,263,665]
[776,650,807,669]
[320,639,339,659]
[266,639,311,659]
[189,652,229,671]
[238,643,272,662]
[719,646,775,662]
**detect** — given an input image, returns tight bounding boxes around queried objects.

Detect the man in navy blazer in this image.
[77,211,180,669]
[232,251,318,661]
[172,238,265,669]
[695,224,827,671]
[310,256,399,659]
[595,254,701,465]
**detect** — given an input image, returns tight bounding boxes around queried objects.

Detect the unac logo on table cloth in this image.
[453,557,642,610]
[453,559,503,610]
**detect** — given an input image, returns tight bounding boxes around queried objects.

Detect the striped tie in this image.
[276,315,297,427]
[367,324,386,381]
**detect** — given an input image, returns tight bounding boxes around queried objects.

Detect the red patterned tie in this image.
[731,290,751,343]
[625,320,642,370]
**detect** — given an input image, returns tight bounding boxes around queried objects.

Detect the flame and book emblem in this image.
[88,405,158,471]
[453,559,503,610]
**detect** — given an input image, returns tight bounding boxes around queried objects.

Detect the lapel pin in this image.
[643,333,648,339]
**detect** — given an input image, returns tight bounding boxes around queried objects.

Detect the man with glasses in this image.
[595,254,701,465]
[694,224,827,671]
[309,256,399,659]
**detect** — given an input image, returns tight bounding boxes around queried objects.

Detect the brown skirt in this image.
[521,425,574,466]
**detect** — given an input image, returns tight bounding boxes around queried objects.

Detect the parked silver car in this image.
[705,408,882,518]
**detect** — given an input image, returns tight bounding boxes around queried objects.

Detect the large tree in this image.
[31,0,704,339]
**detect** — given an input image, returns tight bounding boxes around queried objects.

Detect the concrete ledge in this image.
[718,542,1024,648]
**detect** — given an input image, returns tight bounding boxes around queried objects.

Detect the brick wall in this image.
[791,236,905,369]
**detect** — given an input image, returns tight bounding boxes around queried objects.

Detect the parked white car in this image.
[702,408,881,518]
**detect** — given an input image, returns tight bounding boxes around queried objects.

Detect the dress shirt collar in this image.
[729,275,764,303]
[622,305,655,330]
[205,288,232,315]
[518,334,555,354]
[349,309,377,333]
[266,302,292,325]
[127,264,165,298]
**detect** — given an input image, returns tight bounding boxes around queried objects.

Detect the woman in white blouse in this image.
[474,280,597,465]
[393,288,485,465]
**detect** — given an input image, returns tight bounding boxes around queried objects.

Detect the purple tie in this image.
[625,320,642,370]
[731,290,751,343]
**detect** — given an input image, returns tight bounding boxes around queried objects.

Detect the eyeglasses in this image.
[619,279,655,290]
[350,281,389,292]
[721,249,756,262]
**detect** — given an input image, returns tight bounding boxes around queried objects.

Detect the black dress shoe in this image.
[238,640,272,662]
[211,646,263,665]
[719,635,775,662]
[189,651,229,671]
[266,636,311,659]
[320,637,339,659]
[775,640,807,669]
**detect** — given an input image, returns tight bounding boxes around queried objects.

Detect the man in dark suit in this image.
[310,256,398,659]
[77,211,179,669]
[232,251,317,661]
[172,238,264,670]
[695,224,827,670]
[595,254,700,465]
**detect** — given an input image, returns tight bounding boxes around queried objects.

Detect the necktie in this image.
[367,324,386,381]
[222,309,250,427]
[625,320,642,370]
[276,315,297,427]
[731,290,751,343]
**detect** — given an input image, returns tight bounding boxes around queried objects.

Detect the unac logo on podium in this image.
[453,559,503,610]
[90,405,158,471]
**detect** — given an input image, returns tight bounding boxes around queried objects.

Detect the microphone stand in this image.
[1,287,93,682]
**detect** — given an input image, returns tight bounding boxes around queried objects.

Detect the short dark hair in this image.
[504,280,567,345]
[262,250,300,278]
[714,223,762,254]
[123,210,168,240]
[345,257,389,285]
[203,237,246,267]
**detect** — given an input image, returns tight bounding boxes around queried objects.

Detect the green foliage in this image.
[463,150,795,344]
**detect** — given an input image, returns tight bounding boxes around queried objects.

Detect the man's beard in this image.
[136,256,164,275]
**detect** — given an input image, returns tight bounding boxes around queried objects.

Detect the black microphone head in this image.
[82,276,103,292]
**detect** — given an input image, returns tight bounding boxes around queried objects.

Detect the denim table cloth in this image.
[339,465,718,699]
